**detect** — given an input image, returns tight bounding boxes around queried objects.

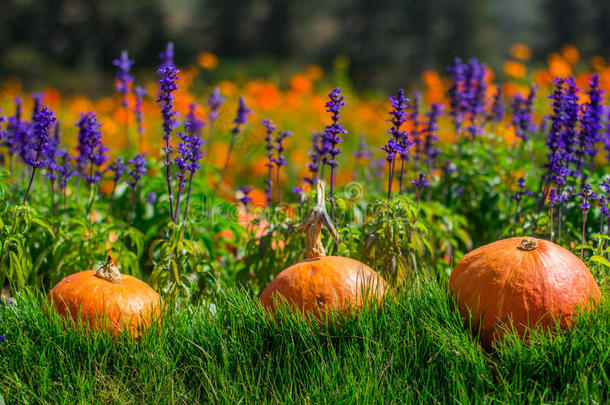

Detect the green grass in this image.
[1,282,609,404]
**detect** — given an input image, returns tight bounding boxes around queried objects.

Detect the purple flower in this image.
[512,177,534,202]
[0,335,4,343]
[113,50,134,108]
[146,191,157,205]
[185,103,205,137]
[322,88,347,169]
[207,87,225,123]
[159,42,174,67]
[127,154,147,188]
[31,92,44,119]
[578,74,604,170]
[2,98,23,157]
[237,185,253,207]
[133,86,146,137]
[511,87,537,142]
[387,89,410,158]
[292,186,303,195]
[157,64,180,152]
[447,58,487,139]
[422,103,443,168]
[353,134,371,160]
[56,148,74,191]
[109,157,127,183]
[232,96,252,134]
[303,131,324,185]
[272,130,291,168]
[157,61,180,221]
[75,112,108,184]
[411,172,431,190]
[262,119,276,203]
[575,182,598,212]
[488,85,505,123]
[25,106,56,169]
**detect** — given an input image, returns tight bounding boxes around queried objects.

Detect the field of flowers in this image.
[1,42,610,403]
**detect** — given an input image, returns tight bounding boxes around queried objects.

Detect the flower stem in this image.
[398,157,405,194]
[550,206,554,243]
[581,211,587,258]
[129,184,137,226]
[23,167,38,204]
[182,173,194,222]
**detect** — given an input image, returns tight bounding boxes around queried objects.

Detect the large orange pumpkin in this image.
[449,236,601,347]
[259,181,387,319]
[48,257,162,336]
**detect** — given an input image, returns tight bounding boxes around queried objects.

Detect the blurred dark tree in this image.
[1,0,609,93]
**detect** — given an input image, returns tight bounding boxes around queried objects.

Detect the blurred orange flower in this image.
[509,44,531,61]
[503,61,527,79]
[197,52,219,70]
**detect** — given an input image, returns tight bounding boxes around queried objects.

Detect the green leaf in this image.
[30,215,55,239]
[588,255,610,268]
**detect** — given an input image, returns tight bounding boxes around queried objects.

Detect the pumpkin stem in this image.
[296,181,338,258]
[517,237,538,251]
[95,255,122,283]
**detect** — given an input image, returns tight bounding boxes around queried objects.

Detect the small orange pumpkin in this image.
[259,181,387,319]
[48,257,162,336]
[449,236,601,347]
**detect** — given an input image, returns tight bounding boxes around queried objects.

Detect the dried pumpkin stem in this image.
[296,181,338,258]
[95,256,122,283]
[517,237,538,251]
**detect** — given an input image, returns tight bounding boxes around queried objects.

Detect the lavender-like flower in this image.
[487,85,505,123]
[575,182,598,257]
[512,177,533,223]
[113,50,134,108]
[262,119,276,204]
[578,74,604,172]
[548,187,557,242]
[304,131,324,186]
[179,109,206,221]
[322,88,347,206]
[204,87,226,164]
[511,87,537,142]
[217,97,252,192]
[23,106,56,203]
[272,130,292,203]
[411,171,430,208]
[422,103,443,168]
[157,61,180,222]
[353,134,371,160]
[127,154,147,225]
[447,58,487,139]
[385,89,410,195]
[159,42,174,67]
[207,87,225,124]
[75,111,109,185]
[237,186,253,208]
[133,86,146,148]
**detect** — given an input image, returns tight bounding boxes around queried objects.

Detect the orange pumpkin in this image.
[48,257,162,336]
[449,237,601,347]
[260,181,387,319]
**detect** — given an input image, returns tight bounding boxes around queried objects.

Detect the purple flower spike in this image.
[384,89,411,198]
[207,87,225,124]
[159,42,174,67]
[512,177,534,202]
[575,182,598,212]
[511,87,537,142]
[423,103,443,168]
[322,87,347,210]
[232,97,252,133]
[579,74,604,171]
[113,50,134,108]
[75,111,108,185]
[157,60,180,222]
[411,171,430,208]
[488,85,505,123]
[262,119,276,204]
[272,129,292,203]
[304,131,324,186]
[109,157,128,183]
[238,185,253,208]
[127,153,147,225]
[133,86,146,140]
[23,105,56,203]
